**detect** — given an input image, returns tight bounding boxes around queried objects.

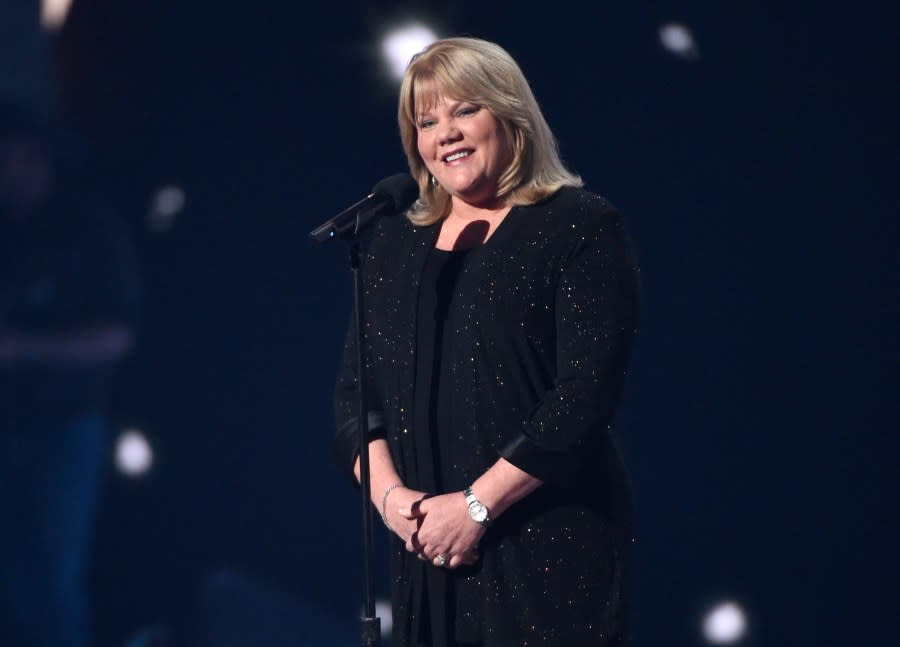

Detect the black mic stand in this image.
[350,233,381,647]
[313,209,382,646]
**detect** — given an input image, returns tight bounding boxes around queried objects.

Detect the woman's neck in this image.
[436,198,513,250]
[448,196,510,222]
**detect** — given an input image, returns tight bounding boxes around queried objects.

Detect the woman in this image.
[334,37,638,646]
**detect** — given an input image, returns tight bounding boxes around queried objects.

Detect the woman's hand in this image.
[399,491,485,569]
[382,486,428,547]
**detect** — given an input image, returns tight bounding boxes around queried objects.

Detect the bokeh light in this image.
[702,600,747,644]
[381,24,439,81]
[147,184,186,232]
[376,598,392,637]
[115,428,154,477]
[41,0,75,31]
[659,22,699,60]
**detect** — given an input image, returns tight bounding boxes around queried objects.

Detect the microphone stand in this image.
[312,208,382,646]
[350,232,381,647]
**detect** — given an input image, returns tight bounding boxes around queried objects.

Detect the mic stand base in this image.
[361,616,381,646]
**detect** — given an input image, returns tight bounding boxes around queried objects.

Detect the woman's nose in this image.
[437,122,462,145]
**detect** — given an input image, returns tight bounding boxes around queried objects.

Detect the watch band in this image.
[464,486,492,526]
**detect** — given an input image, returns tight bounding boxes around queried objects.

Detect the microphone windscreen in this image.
[371,173,419,214]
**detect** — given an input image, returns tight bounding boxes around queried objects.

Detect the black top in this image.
[412,247,469,494]
[411,247,470,644]
[334,187,639,646]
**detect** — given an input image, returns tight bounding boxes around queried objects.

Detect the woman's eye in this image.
[458,106,479,116]
[419,119,434,129]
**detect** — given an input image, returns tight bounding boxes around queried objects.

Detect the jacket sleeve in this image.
[498,205,639,487]
[331,239,388,483]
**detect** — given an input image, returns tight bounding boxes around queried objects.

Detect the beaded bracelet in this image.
[380,482,403,532]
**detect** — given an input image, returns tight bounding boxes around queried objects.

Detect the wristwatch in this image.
[464,487,491,526]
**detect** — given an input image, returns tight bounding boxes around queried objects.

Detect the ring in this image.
[435,553,447,567]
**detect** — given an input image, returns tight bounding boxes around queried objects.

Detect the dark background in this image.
[22,0,900,644]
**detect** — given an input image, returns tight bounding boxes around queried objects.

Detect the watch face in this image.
[470,502,488,523]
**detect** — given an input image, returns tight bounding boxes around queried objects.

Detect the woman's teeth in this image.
[445,151,471,162]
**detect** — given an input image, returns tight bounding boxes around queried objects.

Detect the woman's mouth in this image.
[442,149,473,164]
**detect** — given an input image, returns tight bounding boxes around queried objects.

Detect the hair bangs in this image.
[409,55,493,122]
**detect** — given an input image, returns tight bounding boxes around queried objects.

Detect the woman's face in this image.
[416,96,512,208]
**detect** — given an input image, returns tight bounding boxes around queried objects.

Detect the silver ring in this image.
[435,553,447,567]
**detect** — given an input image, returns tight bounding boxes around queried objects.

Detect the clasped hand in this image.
[385,489,484,569]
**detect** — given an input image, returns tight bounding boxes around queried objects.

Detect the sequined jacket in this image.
[334,187,638,646]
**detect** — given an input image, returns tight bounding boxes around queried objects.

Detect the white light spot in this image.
[381,24,439,81]
[41,0,75,31]
[376,598,392,637]
[659,22,699,60]
[702,601,747,644]
[147,185,186,232]
[360,599,393,638]
[115,429,154,477]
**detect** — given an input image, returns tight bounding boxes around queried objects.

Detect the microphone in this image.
[309,173,419,244]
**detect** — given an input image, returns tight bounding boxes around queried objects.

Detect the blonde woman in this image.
[335,37,638,646]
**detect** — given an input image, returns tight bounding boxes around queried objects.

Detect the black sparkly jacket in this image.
[334,187,638,646]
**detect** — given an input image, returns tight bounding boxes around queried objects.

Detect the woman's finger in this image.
[448,550,479,569]
[397,497,427,520]
[420,544,440,560]
[406,530,423,554]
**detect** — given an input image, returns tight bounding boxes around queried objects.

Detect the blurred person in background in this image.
[0,101,138,647]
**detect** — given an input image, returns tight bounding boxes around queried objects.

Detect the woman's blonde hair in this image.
[398,37,583,225]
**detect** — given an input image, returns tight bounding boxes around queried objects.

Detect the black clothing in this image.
[334,187,638,646]
[411,248,468,644]
[412,248,469,493]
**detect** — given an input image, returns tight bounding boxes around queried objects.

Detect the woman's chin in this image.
[448,183,499,208]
